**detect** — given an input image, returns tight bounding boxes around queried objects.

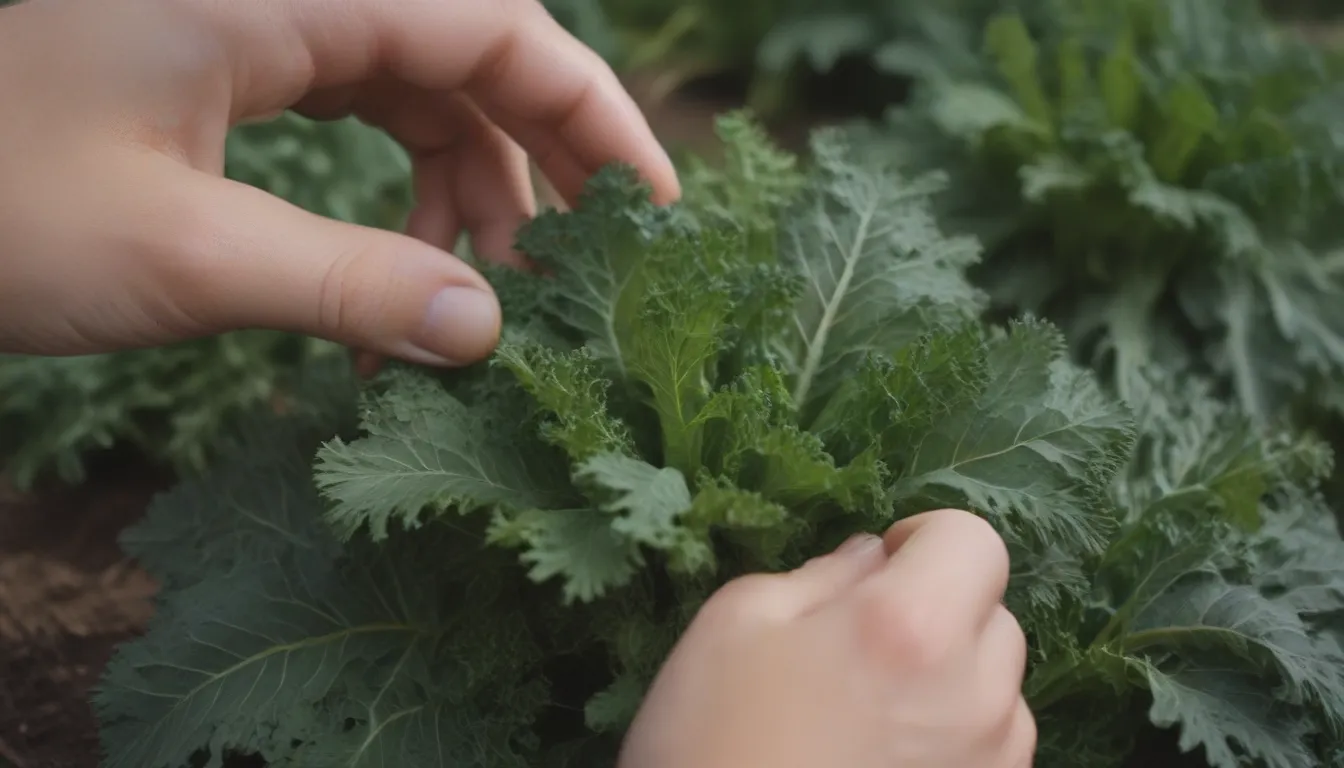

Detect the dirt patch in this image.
[0,454,169,768]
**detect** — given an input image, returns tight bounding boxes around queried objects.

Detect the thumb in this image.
[161,172,502,367]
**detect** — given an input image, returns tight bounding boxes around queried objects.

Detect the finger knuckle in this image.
[695,573,790,632]
[1020,708,1038,756]
[1004,613,1029,664]
[852,586,949,671]
[139,190,229,313]
[981,611,1031,727]
[316,241,391,337]
[1000,702,1039,763]
[979,687,1023,744]
[989,604,1029,662]
[939,509,1011,578]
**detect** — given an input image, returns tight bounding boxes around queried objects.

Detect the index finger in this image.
[875,509,1011,631]
[279,0,681,206]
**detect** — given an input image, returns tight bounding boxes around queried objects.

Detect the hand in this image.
[621,509,1036,768]
[0,0,677,366]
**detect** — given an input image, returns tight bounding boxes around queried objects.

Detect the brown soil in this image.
[0,455,169,768]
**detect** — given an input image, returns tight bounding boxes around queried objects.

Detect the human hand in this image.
[0,0,677,367]
[620,509,1036,768]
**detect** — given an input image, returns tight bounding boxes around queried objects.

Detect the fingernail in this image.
[414,287,501,365]
[837,533,881,557]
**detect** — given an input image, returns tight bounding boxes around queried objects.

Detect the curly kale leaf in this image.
[313,114,1131,611]
[97,413,554,768]
[776,129,986,411]
[315,367,575,542]
[877,0,1344,427]
[1023,372,1344,768]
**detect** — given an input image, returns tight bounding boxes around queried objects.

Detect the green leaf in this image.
[492,506,643,605]
[1148,75,1220,182]
[624,232,739,475]
[882,0,1344,438]
[756,13,879,74]
[889,319,1135,552]
[1128,572,1344,723]
[778,130,985,411]
[119,411,345,591]
[813,323,990,460]
[493,342,634,462]
[685,479,790,532]
[698,365,887,515]
[0,332,341,488]
[1143,662,1314,768]
[574,453,704,571]
[1055,37,1093,119]
[584,674,647,734]
[97,432,548,768]
[984,12,1054,131]
[314,368,571,541]
[924,81,1043,144]
[1099,30,1141,130]
[676,110,806,246]
[516,165,677,376]
[1025,371,1344,767]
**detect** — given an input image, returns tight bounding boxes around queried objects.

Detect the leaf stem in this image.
[1024,658,1090,711]
[792,202,878,406]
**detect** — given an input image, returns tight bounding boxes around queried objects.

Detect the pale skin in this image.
[0,0,1036,765]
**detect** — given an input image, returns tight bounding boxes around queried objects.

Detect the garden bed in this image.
[6,25,1344,764]
[0,466,1204,768]
[0,453,167,768]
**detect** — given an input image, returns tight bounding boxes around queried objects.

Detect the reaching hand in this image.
[0,0,677,366]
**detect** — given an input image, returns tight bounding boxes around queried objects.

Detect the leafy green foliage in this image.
[0,332,339,488]
[0,114,411,487]
[95,117,1344,768]
[869,0,1344,433]
[548,0,1341,120]
[558,0,926,118]
[1023,371,1344,767]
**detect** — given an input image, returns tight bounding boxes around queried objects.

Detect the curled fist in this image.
[622,508,1037,768]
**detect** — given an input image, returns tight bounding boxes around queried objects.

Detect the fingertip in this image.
[411,284,503,366]
[649,166,682,207]
[882,508,979,553]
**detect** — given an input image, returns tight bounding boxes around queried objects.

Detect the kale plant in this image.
[866,0,1344,434]
[93,116,1344,768]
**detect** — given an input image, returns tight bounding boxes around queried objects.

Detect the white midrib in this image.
[602,251,641,379]
[792,202,878,406]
